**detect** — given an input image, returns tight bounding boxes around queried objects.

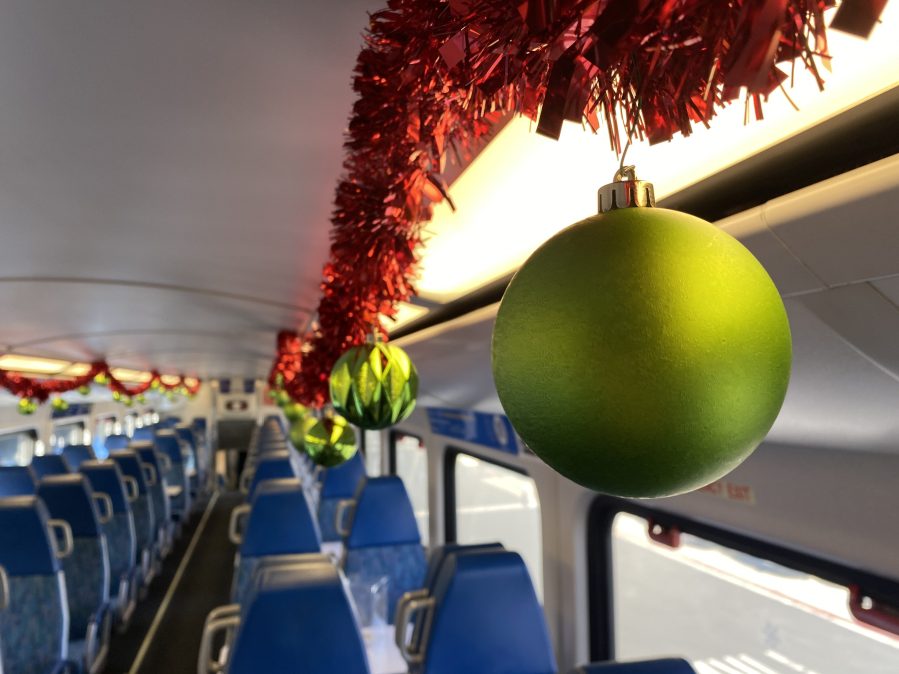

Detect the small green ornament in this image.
[17,398,37,415]
[302,414,357,468]
[288,415,316,451]
[283,401,307,424]
[78,385,91,396]
[329,341,418,430]
[94,373,108,386]
[136,394,147,404]
[123,396,134,407]
[112,390,122,402]
[51,398,69,412]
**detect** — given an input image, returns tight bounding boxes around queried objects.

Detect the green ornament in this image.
[329,342,418,430]
[123,396,134,407]
[302,414,357,468]
[17,398,37,415]
[288,415,316,451]
[492,169,791,499]
[94,373,108,385]
[283,401,307,424]
[112,391,122,402]
[136,394,147,404]
[78,385,91,396]
[51,398,69,412]
[151,380,161,390]
[271,389,291,407]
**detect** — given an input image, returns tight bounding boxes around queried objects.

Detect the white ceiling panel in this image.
[0,0,380,376]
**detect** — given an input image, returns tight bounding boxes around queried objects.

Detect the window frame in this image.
[443,446,531,544]
[587,495,899,662]
[0,428,38,466]
[50,420,87,452]
[388,429,424,475]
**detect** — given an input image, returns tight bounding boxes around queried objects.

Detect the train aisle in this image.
[106,491,242,674]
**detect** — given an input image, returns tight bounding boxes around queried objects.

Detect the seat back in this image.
[228,561,371,674]
[61,444,96,470]
[422,551,555,674]
[80,461,137,597]
[0,496,68,674]
[0,465,37,496]
[132,426,156,442]
[31,454,71,479]
[423,542,505,590]
[246,453,297,500]
[109,450,156,554]
[572,661,696,673]
[154,430,190,515]
[36,475,109,640]
[104,434,131,453]
[317,451,366,542]
[232,479,321,603]
[343,476,426,622]
[135,444,172,528]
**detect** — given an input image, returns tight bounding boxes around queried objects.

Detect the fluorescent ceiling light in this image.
[160,374,181,386]
[183,377,200,388]
[61,363,93,377]
[0,354,74,375]
[416,7,899,303]
[387,302,429,332]
[110,368,153,383]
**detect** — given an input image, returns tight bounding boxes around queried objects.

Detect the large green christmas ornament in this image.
[492,168,792,498]
[302,414,357,468]
[329,341,418,430]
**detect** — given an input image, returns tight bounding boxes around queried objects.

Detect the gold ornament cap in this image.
[597,165,656,213]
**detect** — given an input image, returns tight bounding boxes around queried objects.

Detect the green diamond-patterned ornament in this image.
[329,342,418,430]
[302,414,357,468]
[283,401,307,424]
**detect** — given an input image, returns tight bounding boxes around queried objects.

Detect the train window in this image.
[610,512,899,673]
[50,421,86,452]
[446,450,543,601]
[0,430,37,466]
[363,430,382,476]
[93,415,119,459]
[123,412,139,437]
[390,432,429,545]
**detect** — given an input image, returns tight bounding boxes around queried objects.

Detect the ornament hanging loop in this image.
[598,164,655,213]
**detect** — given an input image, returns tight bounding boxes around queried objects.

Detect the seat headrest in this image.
[319,451,366,499]
[154,431,184,463]
[132,427,155,441]
[424,542,505,590]
[79,461,130,513]
[242,479,320,557]
[60,444,96,470]
[229,562,369,674]
[36,474,101,537]
[0,465,37,496]
[0,496,61,575]
[247,456,297,499]
[192,417,207,431]
[30,454,71,480]
[109,450,148,494]
[426,551,554,674]
[135,446,162,468]
[104,434,131,452]
[346,476,420,549]
[573,660,696,673]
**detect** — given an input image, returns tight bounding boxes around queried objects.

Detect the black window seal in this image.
[444,446,530,544]
[388,429,423,476]
[587,494,899,662]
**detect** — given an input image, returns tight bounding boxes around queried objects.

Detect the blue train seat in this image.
[0,465,37,496]
[104,434,130,453]
[154,430,192,521]
[174,424,200,495]
[407,550,555,674]
[229,478,321,604]
[0,496,72,674]
[261,414,286,435]
[80,461,139,628]
[134,443,175,555]
[109,449,158,584]
[31,454,71,479]
[317,451,366,542]
[200,560,371,674]
[61,444,97,471]
[422,542,505,590]
[245,453,297,500]
[36,476,111,674]
[571,661,696,673]
[342,476,426,623]
[132,426,156,442]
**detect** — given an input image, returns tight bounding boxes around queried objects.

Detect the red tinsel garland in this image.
[273,0,887,407]
[0,362,201,403]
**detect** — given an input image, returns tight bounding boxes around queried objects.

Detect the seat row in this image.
[210,417,695,673]
[0,416,211,674]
